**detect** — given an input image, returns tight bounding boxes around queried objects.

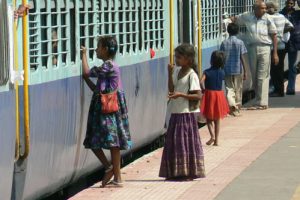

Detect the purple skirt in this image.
[159,112,205,179]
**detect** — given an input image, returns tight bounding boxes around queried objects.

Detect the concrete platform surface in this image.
[70,78,300,200]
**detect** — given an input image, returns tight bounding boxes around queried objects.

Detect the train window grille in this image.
[201,0,220,42]
[117,0,139,54]
[79,0,100,60]
[141,0,165,51]
[28,0,74,70]
[28,0,166,70]
[220,0,250,37]
[0,0,9,85]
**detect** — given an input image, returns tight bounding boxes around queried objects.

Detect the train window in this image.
[69,1,76,63]
[27,0,166,73]
[40,0,49,68]
[0,0,9,85]
[201,0,220,42]
[79,0,98,60]
[141,0,165,50]
[28,0,75,69]
[28,1,39,70]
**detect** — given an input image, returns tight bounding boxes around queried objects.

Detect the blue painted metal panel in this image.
[21,57,168,199]
[0,91,16,200]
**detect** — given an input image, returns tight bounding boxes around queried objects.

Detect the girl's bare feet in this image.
[213,141,218,146]
[101,166,114,187]
[206,138,215,145]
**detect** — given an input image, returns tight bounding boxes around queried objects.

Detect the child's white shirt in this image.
[168,67,200,113]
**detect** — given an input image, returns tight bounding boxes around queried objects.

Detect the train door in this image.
[177,0,196,44]
[0,1,17,200]
[176,0,201,74]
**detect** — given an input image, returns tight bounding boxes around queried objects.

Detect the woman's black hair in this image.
[97,36,118,58]
[175,43,198,73]
[211,50,225,68]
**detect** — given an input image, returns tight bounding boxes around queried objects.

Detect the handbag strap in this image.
[188,70,194,92]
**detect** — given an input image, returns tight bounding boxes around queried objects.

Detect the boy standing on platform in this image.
[220,23,248,116]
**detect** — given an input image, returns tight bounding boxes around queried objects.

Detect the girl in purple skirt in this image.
[159,44,205,180]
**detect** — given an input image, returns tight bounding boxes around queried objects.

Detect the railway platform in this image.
[70,77,300,200]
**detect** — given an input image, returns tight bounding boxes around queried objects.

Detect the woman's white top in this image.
[168,67,201,114]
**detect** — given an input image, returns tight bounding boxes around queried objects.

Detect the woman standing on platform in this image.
[159,44,205,180]
[81,36,132,187]
[200,51,229,146]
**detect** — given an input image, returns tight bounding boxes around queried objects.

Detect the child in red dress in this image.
[200,51,229,146]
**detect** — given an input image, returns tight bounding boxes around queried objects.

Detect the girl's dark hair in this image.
[97,36,118,58]
[211,50,225,68]
[175,43,198,73]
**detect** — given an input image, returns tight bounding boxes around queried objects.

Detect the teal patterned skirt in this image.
[83,90,132,150]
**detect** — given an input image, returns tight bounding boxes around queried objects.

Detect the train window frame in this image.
[27,0,168,85]
[201,0,220,48]
[0,0,11,87]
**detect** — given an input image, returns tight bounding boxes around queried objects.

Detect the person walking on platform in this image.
[159,44,205,180]
[200,51,229,146]
[232,1,279,109]
[220,23,248,116]
[81,36,132,187]
[280,0,300,95]
[266,1,294,97]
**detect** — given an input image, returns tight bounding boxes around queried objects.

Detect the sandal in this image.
[246,106,258,110]
[108,180,124,187]
[101,165,113,187]
[256,105,268,110]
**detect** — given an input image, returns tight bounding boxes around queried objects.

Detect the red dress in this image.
[200,67,229,120]
[201,90,229,120]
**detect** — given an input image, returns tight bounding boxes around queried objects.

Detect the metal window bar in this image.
[0,0,9,85]
[28,0,40,70]
[79,0,99,60]
[28,0,166,69]
[28,0,72,69]
[201,0,220,42]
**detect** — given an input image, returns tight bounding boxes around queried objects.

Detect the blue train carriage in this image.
[1,0,173,199]
[0,0,288,199]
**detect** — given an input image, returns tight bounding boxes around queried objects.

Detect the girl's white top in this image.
[168,67,201,114]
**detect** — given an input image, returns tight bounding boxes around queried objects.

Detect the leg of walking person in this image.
[213,119,220,146]
[247,45,258,92]
[206,119,215,145]
[233,74,243,113]
[92,149,111,168]
[110,147,123,185]
[256,45,271,106]
[287,50,298,95]
[277,49,286,96]
[270,49,286,96]
[225,75,237,115]
[93,149,114,187]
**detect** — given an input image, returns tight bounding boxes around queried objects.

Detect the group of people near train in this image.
[13,0,300,187]
[232,0,300,103]
[160,0,300,182]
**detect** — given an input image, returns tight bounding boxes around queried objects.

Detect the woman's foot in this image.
[206,138,215,145]
[213,141,218,146]
[101,166,114,187]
